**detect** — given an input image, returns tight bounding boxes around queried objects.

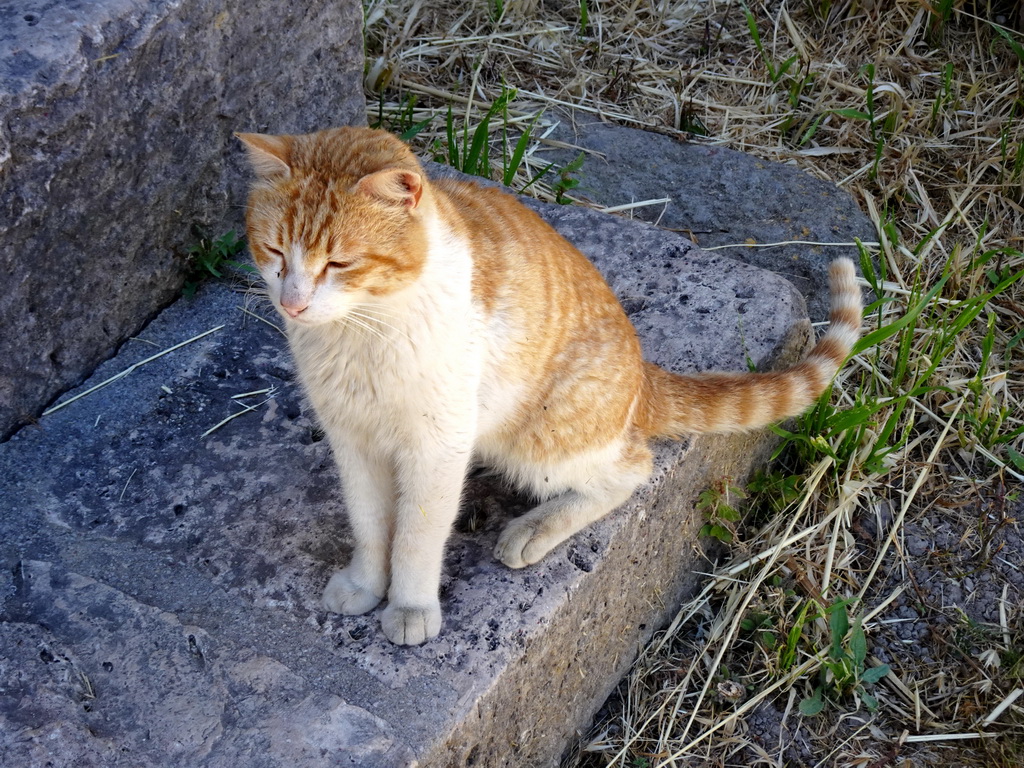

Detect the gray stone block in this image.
[542,111,875,321]
[0,0,365,439]
[0,190,812,766]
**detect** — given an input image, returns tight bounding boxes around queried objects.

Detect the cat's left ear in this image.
[356,168,423,210]
[236,133,292,179]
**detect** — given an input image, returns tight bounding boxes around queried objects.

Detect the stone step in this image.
[0,190,812,767]
[0,0,365,438]
[540,110,877,322]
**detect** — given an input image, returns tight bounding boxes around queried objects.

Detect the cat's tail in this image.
[638,258,862,437]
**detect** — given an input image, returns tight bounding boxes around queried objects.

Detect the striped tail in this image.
[638,258,862,437]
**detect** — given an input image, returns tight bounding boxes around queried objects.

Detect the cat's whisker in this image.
[348,308,412,342]
[350,302,405,323]
[236,305,285,337]
[343,314,392,345]
[336,316,374,347]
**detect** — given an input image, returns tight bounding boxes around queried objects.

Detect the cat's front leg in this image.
[381,446,471,645]
[322,443,395,616]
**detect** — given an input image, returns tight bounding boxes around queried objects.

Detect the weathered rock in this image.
[542,111,876,321]
[0,190,812,766]
[0,0,365,439]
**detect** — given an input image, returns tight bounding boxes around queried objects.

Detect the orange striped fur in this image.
[639,259,861,436]
[238,127,862,645]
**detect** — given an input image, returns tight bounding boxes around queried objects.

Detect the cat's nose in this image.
[281,299,309,318]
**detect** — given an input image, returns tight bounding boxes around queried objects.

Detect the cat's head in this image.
[238,127,429,326]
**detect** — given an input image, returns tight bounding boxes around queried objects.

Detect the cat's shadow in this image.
[455,465,534,536]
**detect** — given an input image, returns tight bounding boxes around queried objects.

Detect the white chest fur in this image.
[286,219,487,453]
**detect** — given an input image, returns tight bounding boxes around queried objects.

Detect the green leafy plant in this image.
[929,61,956,132]
[747,468,804,516]
[742,3,798,84]
[551,152,585,203]
[372,92,434,142]
[926,0,956,42]
[184,229,251,297]
[741,5,821,147]
[442,86,519,179]
[740,610,779,651]
[993,22,1024,66]
[438,84,565,194]
[829,63,889,178]
[697,479,746,544]
[805,0,833,21]
[799,600,890,715]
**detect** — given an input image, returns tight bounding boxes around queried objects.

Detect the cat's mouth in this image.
[281,312,317,326]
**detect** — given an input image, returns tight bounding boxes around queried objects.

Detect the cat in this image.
[237,126,862,646]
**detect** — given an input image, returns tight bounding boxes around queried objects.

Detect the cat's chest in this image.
[293,328,425,411]
[288,300,481,429]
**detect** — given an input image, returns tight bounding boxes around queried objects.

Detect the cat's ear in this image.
[236,133,292,179]
[356,168,423,210]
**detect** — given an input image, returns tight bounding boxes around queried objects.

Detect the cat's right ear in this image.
[236,133,292,180]
[356,168,423,210]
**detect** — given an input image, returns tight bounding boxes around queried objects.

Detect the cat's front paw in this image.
[380,602,441,646]
[322,569,384,615]
[494,518,556,569]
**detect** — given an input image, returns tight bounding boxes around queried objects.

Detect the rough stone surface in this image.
[0,191,812,766]
[0,0,365,439]
[542,111,876,321]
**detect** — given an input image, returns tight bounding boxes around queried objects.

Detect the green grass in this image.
[375,83,585,199]
[183,229,251,297]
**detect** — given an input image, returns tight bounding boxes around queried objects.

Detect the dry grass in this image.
[364,1,1024,765]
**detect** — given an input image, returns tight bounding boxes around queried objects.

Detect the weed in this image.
[373,92,434,142]
[747,468,804,516]
[770,234,1023,480]
[551,152,585,204]
[741,3,799,84]
[184,229,250,297]
[798,600,890,715]
[805,0,833,21]
[927,0,956,43]
[998,114,1024,187]
[929,61,956,132]
[436,84,563,193]
[678,98,709,136]
[499,106,546,188]
[697,479,746,544]
[830,63,887,178]
[740,5,822,146]
[740,609,779,652]
[992,21,1024,66]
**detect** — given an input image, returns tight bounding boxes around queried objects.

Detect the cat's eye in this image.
[327,260,351,270]
[265,245,284,258]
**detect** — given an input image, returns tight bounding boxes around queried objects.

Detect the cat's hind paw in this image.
[322,569,384,615]
[494,518,557,569]
[381,602,441,646]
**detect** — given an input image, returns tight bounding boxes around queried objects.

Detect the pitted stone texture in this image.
[1,561,415,768]
[542,111,875,321]
[0,191,810,766]
[0,0,365,439]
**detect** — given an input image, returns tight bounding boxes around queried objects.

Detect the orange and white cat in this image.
[238,127,861,645]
